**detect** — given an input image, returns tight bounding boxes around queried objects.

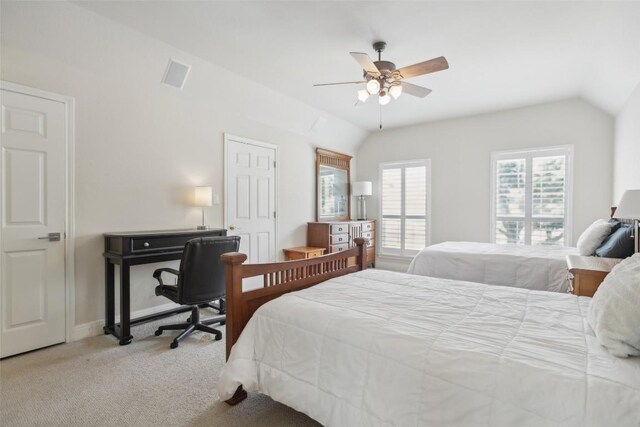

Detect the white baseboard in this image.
[71,302,181,341]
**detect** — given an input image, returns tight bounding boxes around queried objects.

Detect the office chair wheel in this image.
[154,329,163,336]
[170,341,179,349]
[220,321,226,326]
[215,334,222,341]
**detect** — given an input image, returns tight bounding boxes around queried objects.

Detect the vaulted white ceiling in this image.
[76,1,640,131]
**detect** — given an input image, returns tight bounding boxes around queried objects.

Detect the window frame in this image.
[378,159,432,257]
[490,145,574,246]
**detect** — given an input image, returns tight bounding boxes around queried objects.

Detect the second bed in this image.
[407,241,578,292]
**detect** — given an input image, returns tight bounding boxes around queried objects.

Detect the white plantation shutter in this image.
[491,146,572,246]
[381,168,402,249]
[380,160,431,256]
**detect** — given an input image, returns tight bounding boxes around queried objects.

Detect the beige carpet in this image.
[0,312,321,427]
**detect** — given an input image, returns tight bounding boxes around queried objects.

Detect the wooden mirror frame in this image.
[316,148,352,222]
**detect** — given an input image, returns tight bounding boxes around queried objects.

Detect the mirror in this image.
[316,148,351,221]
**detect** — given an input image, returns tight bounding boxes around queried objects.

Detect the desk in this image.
[103,228,226,345]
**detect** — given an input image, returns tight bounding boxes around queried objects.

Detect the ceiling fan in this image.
[314,41,449,106]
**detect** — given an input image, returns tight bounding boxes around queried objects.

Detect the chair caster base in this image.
[170,341,179,349]
[154,329,162,336]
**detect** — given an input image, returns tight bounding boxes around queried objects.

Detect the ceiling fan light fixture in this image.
[378,92,391,105]
[389,84,402,99]
[366,78,380,95]
[357,89,370,103]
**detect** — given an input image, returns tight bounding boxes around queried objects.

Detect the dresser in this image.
[307,220,375,266]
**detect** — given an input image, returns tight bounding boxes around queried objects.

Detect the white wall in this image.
[357,98,614,271]
[0,1,367,330]
[613,82,640,203]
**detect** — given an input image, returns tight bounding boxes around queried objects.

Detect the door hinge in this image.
[273,160,276,168]
[274,211,276,219]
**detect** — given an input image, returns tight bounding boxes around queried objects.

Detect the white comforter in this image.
[407,242,579,292]
[218,269,640,426]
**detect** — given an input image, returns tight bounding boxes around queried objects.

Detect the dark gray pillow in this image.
[608,219,622,233]
[595,225,635,259]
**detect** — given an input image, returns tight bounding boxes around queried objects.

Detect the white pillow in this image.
[576,219,612,256]
[588,253,640,357]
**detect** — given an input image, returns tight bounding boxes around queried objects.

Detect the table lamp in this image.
[353,181,372,221]
[194,186,212,230]
[615,189,640,253]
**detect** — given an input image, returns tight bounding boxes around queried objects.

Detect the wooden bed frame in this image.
[219,237,368,405]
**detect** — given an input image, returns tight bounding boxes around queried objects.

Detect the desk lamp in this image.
[194,186,212,230]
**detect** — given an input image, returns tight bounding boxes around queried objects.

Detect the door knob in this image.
[228,225,240,230]
[38,232,61,242]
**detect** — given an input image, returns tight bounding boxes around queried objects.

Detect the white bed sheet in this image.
[218,269,640,427]
[407,241,579,292]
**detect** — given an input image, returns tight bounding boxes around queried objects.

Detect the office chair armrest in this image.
[152,268,180,286]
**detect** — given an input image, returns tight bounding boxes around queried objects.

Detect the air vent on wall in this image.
[162,59,191,90]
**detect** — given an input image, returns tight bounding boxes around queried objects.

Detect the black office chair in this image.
[152,235,240,348]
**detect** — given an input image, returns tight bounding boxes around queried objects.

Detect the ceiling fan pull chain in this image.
[379,105,383,130]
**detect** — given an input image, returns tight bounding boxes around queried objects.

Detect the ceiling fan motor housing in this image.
[363,61,397,83]
[374,60,396,73]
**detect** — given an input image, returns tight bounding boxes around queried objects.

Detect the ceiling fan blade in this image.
[397,56,449,79]
[313,80,366,87]
[349,52,380,76]
[401,82,432,98]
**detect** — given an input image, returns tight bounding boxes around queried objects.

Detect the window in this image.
[379,160,431,256]
[491,146,573,246]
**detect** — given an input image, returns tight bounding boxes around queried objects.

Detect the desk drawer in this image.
[331,234,349,244]
[362,222,374,232]
[131,235,198,253]
[361,231,373,240]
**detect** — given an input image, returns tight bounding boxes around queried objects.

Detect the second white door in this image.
[1,86,68,358]
[225,135,277,271]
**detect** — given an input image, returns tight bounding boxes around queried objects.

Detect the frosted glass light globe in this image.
[389,84,403,99]
[366,79,380,95]
[378,92,391,105]
[357,89,370,103]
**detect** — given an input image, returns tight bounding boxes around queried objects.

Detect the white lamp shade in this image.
[353,181,372,197]
[615,189,640,219]
[194,186,213,207]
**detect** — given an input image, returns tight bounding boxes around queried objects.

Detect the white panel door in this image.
[225,137,276,286]
[0,89,67,358]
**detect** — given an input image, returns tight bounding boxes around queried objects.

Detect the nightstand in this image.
[283,246,326,261]
[566,255,622,297]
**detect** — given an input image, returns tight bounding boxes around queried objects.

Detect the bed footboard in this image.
[220,237,368,405]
